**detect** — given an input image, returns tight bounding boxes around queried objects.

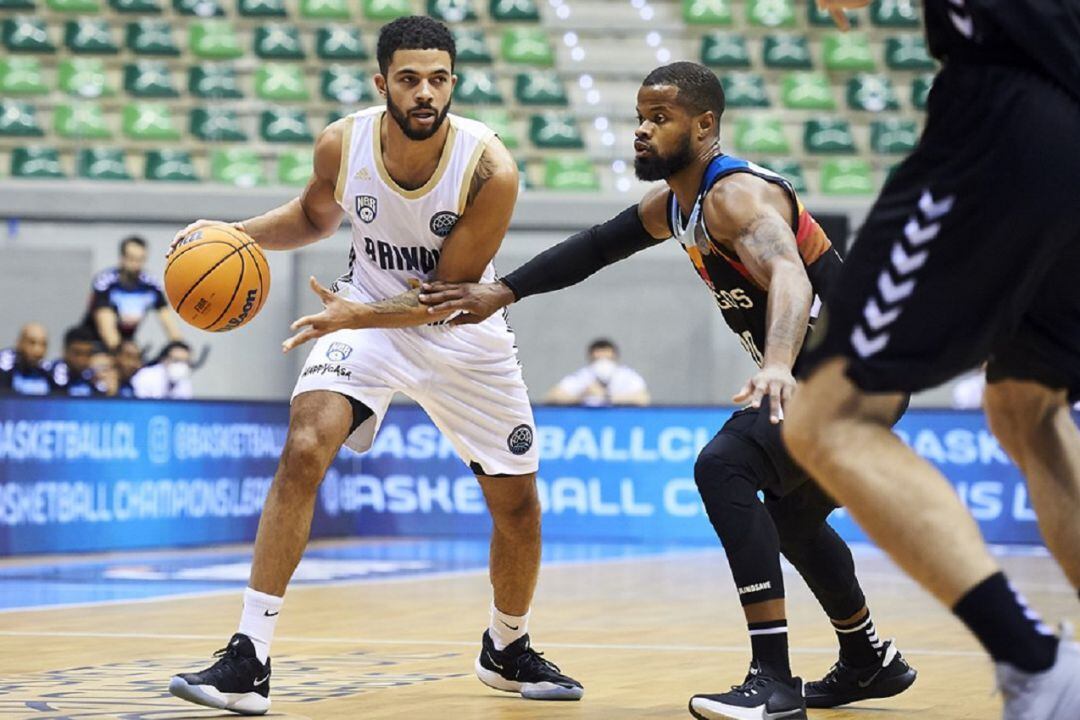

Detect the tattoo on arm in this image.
[466,146,498,207]
[735,213,800,268]
[366,288,422,315]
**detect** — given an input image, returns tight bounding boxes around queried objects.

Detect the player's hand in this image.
[816,0,868,30]
[282,276,362,353]
[169,220,247,256]
[418,281,515,326]
[732,364,797,424]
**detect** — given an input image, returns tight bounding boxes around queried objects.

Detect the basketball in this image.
[165,224,270,332]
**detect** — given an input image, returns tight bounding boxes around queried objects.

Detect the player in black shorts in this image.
[418,62,916,720]
[783,3,1080,719]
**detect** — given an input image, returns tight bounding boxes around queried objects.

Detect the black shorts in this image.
[717,401,811,497]
[802,62,1080,402]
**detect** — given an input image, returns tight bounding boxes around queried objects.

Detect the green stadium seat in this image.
[11,146,65,178]
[277,147,312,185]
[127,20,179,55]
[912,72,934,110]
[261,107,313,143]
[145,148,198,181]
[804,117,856,154]
[465,107,517,148]
[747,0,795,28]
[211,148,263,186]
[122,102,179,140]
[0,0,37,9]
[255,64,309,101]
[66,19,119,53]
[808,1,857,27]
[240,0,286,16]
[0,57,48,95]
[823,32,875,71]
[4,17,56,53]
[109,0,161,13]
[454,28,491,64]
[455,69,502,104]
[701,32,750,69]
[78,147,131,180]
[55,101,110,138]
[0,100,45,136]
[885,35,934,70]
[683,0,732,25]
[316,25,367,60]
[361,0,410,20]
[517,158,529,190]
[544,156,598,191]
[47,0,100,12]
[301,0,349,18]
[756,158,806,193]
[189,63,242,98]
[59,58,113,96]
[123,60,178,97]
[321,66,372,103]
[515,71,567,106]
[173,0,223,15]
[255,24,305,59]
[871,0,919,27]
[820,158,873,195]
[733,115,789,155]
[721,72,770,108]
[490,0,538,22]
[529,112,583,149]
[427,0,475,21]
[191,106,247,141]
[846,73,899,112]
[501,28,552,66]
[780,72,834,110]
[190,21,242,59]
[326,109,348,124]
[871,117,918,154]
[762,33,812,69]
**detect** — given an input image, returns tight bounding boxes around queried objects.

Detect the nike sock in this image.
[238,587,283,664]
[832,609,884,667]
[489,603,529,651]
[748,619,791,679]
[952,572,1057,673]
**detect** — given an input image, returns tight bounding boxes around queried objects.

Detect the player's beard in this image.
[386,94,451,141]
[634,134,693,181]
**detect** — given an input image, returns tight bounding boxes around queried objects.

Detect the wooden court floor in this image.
[0,542,1074,719]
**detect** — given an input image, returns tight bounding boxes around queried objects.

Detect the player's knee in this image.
[984,379,1068,451]
[489,489,541,538]
[278,428,333,487]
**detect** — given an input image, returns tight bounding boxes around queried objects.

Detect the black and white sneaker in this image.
[689,663,807,720]
[475,630,584,700]
[804,640,916,709]
[169,633,271,715]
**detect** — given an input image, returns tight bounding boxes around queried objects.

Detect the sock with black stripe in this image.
[832,609,884,667]
[952,571,1057,673]
[748,619,791,679]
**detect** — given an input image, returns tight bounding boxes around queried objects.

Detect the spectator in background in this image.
[0,322,52,396]
[89,349,120,398]
[115,339,143,398]
[546,339,650,407]
[132,341,193,399]
[83,235,183,352]
[50,325,102,397]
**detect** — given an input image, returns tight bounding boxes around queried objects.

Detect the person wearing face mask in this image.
[132,341,194,399]
[545,339,650,407]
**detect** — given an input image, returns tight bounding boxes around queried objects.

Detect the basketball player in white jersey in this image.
[167,17,582,714]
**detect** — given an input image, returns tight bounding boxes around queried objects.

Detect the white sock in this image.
[489,603,529,651]
[237,587,283,664]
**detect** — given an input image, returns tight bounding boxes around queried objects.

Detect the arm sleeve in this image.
[90,287,113,310]
[500,204,667,301]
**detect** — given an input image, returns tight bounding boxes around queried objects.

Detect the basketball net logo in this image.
[326,342,352,361]
[507,424,534,456]
[355,195,377,223]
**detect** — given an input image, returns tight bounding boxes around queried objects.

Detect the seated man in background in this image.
[115,339,143,398]
[546,339,650,406]
[0,322,52,396]
[49,325,103,397]
[132,341,193,399]
[89,349,121,398]
[83,235,184,351]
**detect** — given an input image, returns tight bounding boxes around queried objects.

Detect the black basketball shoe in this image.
[689,662,807,720]
[168,633,271,715]
[804,639,917,709]
[475,630,584,700]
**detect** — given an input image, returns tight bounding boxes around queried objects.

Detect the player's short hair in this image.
[63,325,97,348]
[641,61,725,124]
[119,235,147,256]
[588,338,618,356]
[376,16,456,76]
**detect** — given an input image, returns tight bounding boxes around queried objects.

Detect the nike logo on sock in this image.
[253,674,270,686]
[263,610,279,617]
[500,621,519,631]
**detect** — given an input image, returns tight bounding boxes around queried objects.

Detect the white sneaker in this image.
[996,623,1080,720]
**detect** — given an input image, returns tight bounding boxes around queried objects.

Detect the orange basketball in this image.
[165,224,270,332]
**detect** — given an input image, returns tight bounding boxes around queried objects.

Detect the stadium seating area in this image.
[0,0,933,194]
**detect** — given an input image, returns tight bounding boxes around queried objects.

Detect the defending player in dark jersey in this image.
[783,3,1080,719]
[419,62,916,720]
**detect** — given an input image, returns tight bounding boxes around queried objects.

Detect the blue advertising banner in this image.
[0,397,1074,554]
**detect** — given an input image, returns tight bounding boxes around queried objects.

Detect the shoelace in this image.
[818,662,844,686]
[517,647,565,677]
[730,674,777,696]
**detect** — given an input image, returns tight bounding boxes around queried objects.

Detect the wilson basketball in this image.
[165,224,270,332]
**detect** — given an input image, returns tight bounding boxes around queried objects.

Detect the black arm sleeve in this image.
[500,204,667,301]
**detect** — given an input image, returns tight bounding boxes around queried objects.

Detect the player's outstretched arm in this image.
[171,121,347,254]
[704,174,812,423]
[416,183,672,324]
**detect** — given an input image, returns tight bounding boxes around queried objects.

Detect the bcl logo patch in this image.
[507,424,534,456]
[429,211,459,237]
[326,342,352,361]
[356,195,378,223]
